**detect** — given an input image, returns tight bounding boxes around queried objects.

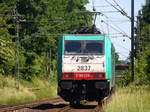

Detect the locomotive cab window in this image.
[65,40,104,55]
[84,41,104,54]
[65,41,81,54]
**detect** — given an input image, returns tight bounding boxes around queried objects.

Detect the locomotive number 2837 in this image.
[77,65,91,71]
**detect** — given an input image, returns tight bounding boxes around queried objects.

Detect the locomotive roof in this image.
[72,25,101,34]
[61,34,114,50]
[62,34,110,41]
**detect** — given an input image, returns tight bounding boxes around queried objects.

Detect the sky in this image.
[86,0,146,60]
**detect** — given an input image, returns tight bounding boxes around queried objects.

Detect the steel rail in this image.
[0,97,63,112]
[58,105,72,112]
[92,105,103,112]
[58,94,111,112]
[92,94,112,112]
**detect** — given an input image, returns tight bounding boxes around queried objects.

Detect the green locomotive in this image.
[57,33,115,105]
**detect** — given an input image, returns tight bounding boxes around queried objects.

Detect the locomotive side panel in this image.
[105,36,116,90]
[105,35,112,79]
[58,37,63,81]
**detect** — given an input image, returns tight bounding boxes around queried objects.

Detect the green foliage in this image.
[0,74,57,104]
[115,52,120,64]
[134,2,150,85]
[0,0,92,80]
[137,3,150,49]
[141,2,150,24]
[0,18,15,75]
[105,86,150,112]
[134,44,150,85]
[0,0,92,104]
[0,0,17,75]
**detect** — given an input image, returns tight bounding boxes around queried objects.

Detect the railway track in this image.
[57,103,102,112]
[58,105,72,112]
[0,94,111,112]
[57,95,111,112]
[0,97,63,112]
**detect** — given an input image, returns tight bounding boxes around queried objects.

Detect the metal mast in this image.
[131,0,134,82]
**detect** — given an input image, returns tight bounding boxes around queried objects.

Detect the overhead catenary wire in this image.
[104,0,131,20]
[95,13,131,39]
[100,11,119,13]
[112,35,130,48]
[109,33,123,35]
[112,0,129,15]
[101,20,131,39]
[86,0,131,60]
[113,41,131,52]
[86,5,118,8]
[113,0,128,11]
[97,16,106,34]
[105,19,130,23]
[110,35,130,38]
[98,13,130,38]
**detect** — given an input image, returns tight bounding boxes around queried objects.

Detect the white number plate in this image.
[77,65,91,71]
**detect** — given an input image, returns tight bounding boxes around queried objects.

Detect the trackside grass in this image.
[0,74,57,104]
[104,85,150,112]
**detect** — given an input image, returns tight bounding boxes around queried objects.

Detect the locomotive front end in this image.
[58,35,112,104]
[63,39,105,80]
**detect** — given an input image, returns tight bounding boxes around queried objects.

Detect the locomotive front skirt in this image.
[57,34,115,103]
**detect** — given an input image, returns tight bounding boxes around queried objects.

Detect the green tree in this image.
[0,0,16,75]
[0,0,92,79]
[134,2,150,85]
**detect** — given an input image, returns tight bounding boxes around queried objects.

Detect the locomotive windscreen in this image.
[65,40,104,54]
[65,41,81,54]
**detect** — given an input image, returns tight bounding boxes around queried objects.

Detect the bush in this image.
[134,44,150,85]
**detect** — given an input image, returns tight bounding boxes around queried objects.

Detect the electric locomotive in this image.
[57,26,115,105]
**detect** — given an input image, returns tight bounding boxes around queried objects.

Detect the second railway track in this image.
[0,97,64,112]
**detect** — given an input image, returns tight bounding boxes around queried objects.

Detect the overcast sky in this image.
[86,0,146,60]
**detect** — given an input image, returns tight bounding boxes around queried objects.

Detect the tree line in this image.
[0,0,92,80]
[134,1,150,85]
